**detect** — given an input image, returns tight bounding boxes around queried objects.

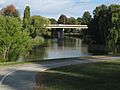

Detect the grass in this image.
[0,61,31,67]
[0,57,80,68]
[35,59,120,90]
[0,57,80,67]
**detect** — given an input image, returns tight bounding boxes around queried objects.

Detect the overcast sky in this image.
[0,0,119,19]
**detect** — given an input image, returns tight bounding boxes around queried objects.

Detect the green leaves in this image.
[88,4,120,46]
[82,11,92,25]
[0,4,20,18]
[107,4,120,47]
[0,16,33,62]
[29,16,50,38]
[58,14,67,24]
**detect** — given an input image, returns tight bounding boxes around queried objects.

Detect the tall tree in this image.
[0,4,20,17]
[58,14,67,24]
[94,4,110,44]
[87,5,111,44]
[82,11,92,25]
[107,4,120,47]
[23,6,31,29]
[86,4,120,47]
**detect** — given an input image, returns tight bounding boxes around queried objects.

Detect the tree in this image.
[0,16,34,62]
[107,4,120,47]
[49,18,57,24]
[94,5,110,44]
[58,14,67,24]
[86,4,120,47]
[86,5,111,44]
[67,17,78,25]
[82,11,92,25]
[23,6,31,29]
[77,17,82,25]
[29,16,50,38]
[0,4,20,17]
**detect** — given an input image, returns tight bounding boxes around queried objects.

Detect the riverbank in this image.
[35,59,120,90]
[0,55,119,68]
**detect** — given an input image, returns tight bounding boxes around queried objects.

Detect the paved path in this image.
[0,56,120,90]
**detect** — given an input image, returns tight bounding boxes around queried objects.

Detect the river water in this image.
[25,36,91,61]
[24,36,120,61]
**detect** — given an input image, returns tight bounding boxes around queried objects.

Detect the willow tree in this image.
[107,4,120,47]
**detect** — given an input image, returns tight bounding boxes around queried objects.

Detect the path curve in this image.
[0,56,119,90]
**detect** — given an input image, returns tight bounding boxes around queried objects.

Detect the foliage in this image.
[67,17,78,25]
[58,14,67,24]
[87,4,120,47]
[77,17,82,25]
[0,16,34,62]
[23,6,31,29]
[58,15,78,25]
[29,16,50,38]
[32,36,44,45]
[23,6,51,38]
[0,4,20,18]
[81,11,92,25]
[107,4,120,47]
[49,18,57,24]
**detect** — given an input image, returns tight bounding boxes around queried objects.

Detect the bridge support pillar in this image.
[59,28,64,39]
[51,28,64,39]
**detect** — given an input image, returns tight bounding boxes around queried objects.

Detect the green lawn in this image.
[0,61,31,67]
[36,60,120,90]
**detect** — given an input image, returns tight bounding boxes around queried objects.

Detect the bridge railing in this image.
[46,24,88,29]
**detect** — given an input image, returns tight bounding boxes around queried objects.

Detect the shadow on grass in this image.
[35,60,120,90]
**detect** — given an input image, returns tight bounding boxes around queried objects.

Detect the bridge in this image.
[46,24,88,39]
[46,24,88,29]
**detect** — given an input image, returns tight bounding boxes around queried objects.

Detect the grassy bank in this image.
[36,59,120,90]
[0,61,30,67]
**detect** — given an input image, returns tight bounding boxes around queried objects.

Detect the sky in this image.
[0,0,120,19]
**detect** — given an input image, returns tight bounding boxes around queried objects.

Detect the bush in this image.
[0,16,34,62]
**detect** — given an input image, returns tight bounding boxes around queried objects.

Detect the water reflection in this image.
[26,37,90,61]
[88,44,120,55]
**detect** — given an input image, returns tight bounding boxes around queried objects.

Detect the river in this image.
[25,36,91,61]
[24,36,120,61]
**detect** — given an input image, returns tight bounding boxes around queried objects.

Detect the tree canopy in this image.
[67,17,78,25]
[81,11,92,25]
[0,16,33,62]
[87,4,120,47]
[0,4,20,17]
[23,6,31,29]
[29,16,50,38]
[58,14,67,24]
[49,18,57,24]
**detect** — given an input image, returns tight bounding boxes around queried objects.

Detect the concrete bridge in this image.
[46,24,88,39]
[46,24,88,29]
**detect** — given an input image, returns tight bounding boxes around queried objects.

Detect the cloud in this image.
[0,0,119,19]
[0,0,5,4]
